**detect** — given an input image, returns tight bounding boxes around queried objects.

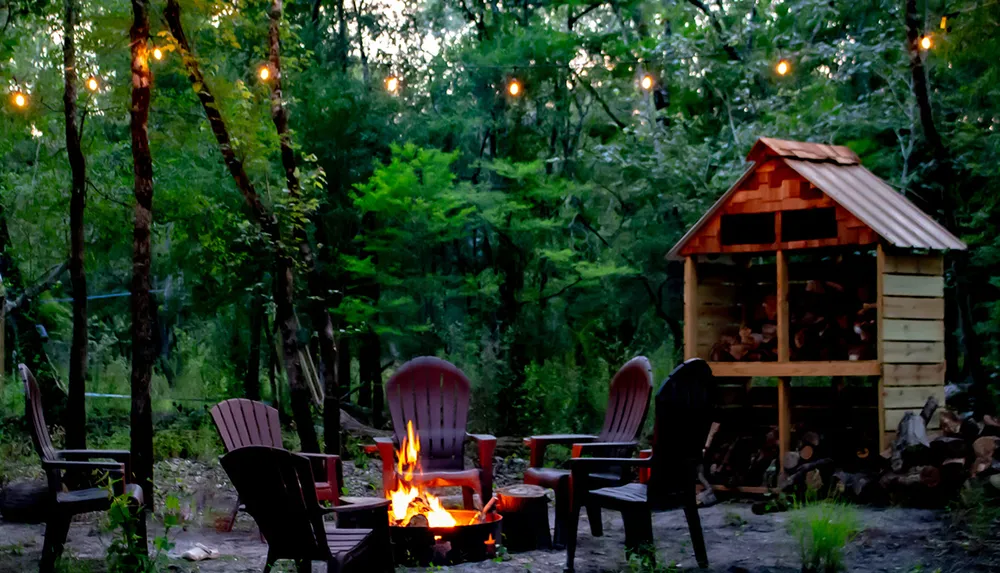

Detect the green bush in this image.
[787,499,860,573]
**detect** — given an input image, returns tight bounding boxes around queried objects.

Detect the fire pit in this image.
[386,422,503,565]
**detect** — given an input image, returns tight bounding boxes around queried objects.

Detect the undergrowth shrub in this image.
[950,480,1000,549]
[787,498,860,573]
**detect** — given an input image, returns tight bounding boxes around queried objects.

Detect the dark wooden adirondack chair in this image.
[523,356,653,546]
[211,398,343,531]
[564,359,716,571]
[19,364,146,573]
[375,357,496,507]
[220,446,391,573]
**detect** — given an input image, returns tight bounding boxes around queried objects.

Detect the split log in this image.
[778,458,834,493]
[982,415,1000,438]
[799,444,814,462]
[496,484,551,551]
[783,451,801,472]
[929,436,967,464]
[971,436,1000,477]
[879,465,941,490]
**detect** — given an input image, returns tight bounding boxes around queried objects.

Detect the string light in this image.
[152,47,163,61]
[86,76,99,92]
[920,35,932,50]
[640,74,654,91]
[940,16,948,29]
[507,78,521,96]
[258,65,271,81]
[12,91,27,108]
[776,59,790,76]
[385,76,399,94]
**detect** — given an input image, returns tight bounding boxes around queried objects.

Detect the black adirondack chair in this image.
[220,446,392,573]
[19,364,146,573]
[523,356,653,546]
[564,359,716,571]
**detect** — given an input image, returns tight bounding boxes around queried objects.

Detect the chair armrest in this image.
[374,437,398,496]
[43,459,126,473]
[466,434,497,467]
[58,450,131,479]
[523,434,598,467]
[572,441,639,458]
[329,498,390,513]
[299,453,344,505]
[567,456,653,472]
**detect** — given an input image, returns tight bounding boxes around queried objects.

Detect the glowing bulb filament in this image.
[508,79,521,96]
[13,92,27,108]
[87,77,99,92]
[386,76,399,93]
[920,36,932,50]
[259,66,271,81]
[152,47,163,61]
[776,60,790,76]
[640,75,653,91]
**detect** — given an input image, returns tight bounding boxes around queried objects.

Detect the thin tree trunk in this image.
[335,0,347,72]
[246,297,262,400]
[903,0,986,410]
[351,0,370,84]
[267,0,340,454]
[129,0,155,522]
[63,0,88,450]
[163,0,319,453]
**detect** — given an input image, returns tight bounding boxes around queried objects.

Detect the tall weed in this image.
[787,498,860,573]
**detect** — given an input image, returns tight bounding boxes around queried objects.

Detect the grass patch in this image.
[787,498,860,573]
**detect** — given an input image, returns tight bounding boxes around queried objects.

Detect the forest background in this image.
[1,0,999,472]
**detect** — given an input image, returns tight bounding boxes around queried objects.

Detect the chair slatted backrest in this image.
[19,364,57,463]
[385,357,471,471]
[220,446,330,561]
[210,398,284,453]
[597,356,654,443]
[648,359,716,509]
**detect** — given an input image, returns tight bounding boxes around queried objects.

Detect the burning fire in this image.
[388,421,458,528]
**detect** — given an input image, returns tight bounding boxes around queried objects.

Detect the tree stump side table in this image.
[496,484,552,552]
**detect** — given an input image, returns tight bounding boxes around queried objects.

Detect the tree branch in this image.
[686,0,741,61]
[573,71,626,129]
[5,261,69,314]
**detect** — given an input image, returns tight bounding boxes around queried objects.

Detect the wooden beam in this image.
[707,361,882,378]
[877,244,886,449]
[684,257,698,360]
[776,250,791,472]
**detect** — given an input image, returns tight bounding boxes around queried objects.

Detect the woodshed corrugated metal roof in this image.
[667,138,966,259]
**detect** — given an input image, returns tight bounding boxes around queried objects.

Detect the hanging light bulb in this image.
[940,16,947,29]
[776,59,790,76]
[640,74,654,91]
[920,35,932,50]
[152,47,163,61]
[12,91,27,108]
[258,65,271,81]
[86,76,99,92]
[507,78,521,96]
[385,76,399,94]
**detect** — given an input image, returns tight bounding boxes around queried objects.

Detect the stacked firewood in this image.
[708,278,876,362]
[710,397,1000,511]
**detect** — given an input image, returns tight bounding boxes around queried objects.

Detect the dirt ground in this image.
[0,458,997,572]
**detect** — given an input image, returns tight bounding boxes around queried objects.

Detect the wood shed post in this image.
[776,250,791,470]
[684,257,698,360]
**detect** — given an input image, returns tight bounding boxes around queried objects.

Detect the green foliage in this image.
[949,481,1000,548]
[105,485,180,573]
[787,499,861,573]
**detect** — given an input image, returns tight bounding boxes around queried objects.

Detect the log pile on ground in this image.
[714,396,1000,512]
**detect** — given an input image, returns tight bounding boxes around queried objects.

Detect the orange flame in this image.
[388,420,458,528]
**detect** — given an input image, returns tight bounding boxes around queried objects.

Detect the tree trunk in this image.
[164,0,319,453]
[267,0,339,454]
[246,297,262,400]
[903,0,986,410]
[63,0,88,450]
[128,0,155,520]
[359,328,381,425]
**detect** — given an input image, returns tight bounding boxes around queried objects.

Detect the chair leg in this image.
[135,507,149,555]
[621,508,654,565]
[553,481,569,549]
[683,492,709,568]
[462,486,475,510]
[40,514,71,573]
[585,502,603,537]
[563,495,583,571]
[224,495,241,532]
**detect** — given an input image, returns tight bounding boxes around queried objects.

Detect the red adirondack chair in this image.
[19,364,146,573]
[564,359,716,571]
[523,356,653,546]
[375,357,496,507]
[210,398,342,531]
[220,446,391,573]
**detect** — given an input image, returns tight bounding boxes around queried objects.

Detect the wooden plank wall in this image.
[879,249,947,446]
